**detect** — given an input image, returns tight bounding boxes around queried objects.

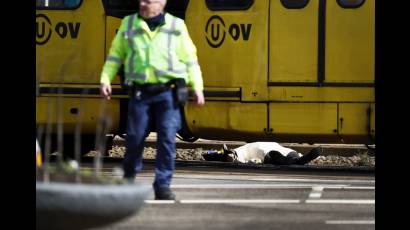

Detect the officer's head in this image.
[139,0,167,18]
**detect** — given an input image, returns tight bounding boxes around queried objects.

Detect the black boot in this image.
[154,187,176,200]
[296,147,322,165]
[223,144,238,162]
[285,151,301,165]
[264,151,291,165]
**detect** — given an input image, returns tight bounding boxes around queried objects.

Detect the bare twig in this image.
[94,98,112,178]
[74,88,89,183]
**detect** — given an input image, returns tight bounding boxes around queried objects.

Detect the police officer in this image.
[100,0,205,200]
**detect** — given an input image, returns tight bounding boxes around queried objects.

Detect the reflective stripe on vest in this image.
[128,72,147,80]
[122,28,144,37]
[126,14,147,81]
[106,55,122,64]
[159,28,181,36]
[186,60,199,68]
[167,17,177,72]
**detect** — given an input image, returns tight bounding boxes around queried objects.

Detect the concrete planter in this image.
[36,182,150,230]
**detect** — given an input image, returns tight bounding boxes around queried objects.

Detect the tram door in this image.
[326,0,375,143]
[183,0,270,140]
[267,0,375,143]
[267,0,338,142]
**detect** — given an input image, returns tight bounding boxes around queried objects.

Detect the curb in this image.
[153,159,374,174]
[72,157,375,175]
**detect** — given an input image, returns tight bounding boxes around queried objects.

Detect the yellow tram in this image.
[36,0,375,155]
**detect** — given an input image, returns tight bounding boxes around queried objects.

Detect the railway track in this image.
[47,134,374,174]
[112,133,375,157]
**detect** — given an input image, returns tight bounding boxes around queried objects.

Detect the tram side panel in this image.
[326,0,375,143]
[267,0,338,143]
[268,0,374,144]
[185,0,270,139]
[36,0,375,145]
[267,0,336,143]
[186,0,374,144]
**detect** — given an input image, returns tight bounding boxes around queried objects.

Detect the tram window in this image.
[165,0,189,19]
[103,0,139,18]
[337,0,365,8]
[280,0,310,9]
[206,0,254,11]
[103,0,189,19]
[36,0,82,9]
[106,0,139,10]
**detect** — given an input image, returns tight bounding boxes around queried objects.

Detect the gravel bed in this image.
[96,145,375,167]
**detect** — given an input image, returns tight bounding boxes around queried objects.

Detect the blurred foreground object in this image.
[36,139,42,168]
[36,181,150,230]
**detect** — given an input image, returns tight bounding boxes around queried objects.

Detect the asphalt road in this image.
[85,164,374,230]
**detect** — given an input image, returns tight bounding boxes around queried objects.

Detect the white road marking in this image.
[145,200,176,204]
[170,184,374,190]
[308,193,322,199]
[339,186,375,190]
[172,175,374,184]
[179,199,300,204]
[306,199,374,204]
[144,200,301,204]
[252,178,374,184]
[308,187,324,199]
[326,220,375,225]
[144,199,374,205]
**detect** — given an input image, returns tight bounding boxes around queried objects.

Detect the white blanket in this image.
[233,142,302,164]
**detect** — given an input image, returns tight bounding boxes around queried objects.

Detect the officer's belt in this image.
[131,83,171,94]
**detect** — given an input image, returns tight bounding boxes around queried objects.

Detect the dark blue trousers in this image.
[123,90,181,191]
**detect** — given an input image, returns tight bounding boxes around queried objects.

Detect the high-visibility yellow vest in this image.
[101,13,204,91]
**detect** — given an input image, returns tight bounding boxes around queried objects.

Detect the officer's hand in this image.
[193,90,205,106]
[100,84,112,100]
